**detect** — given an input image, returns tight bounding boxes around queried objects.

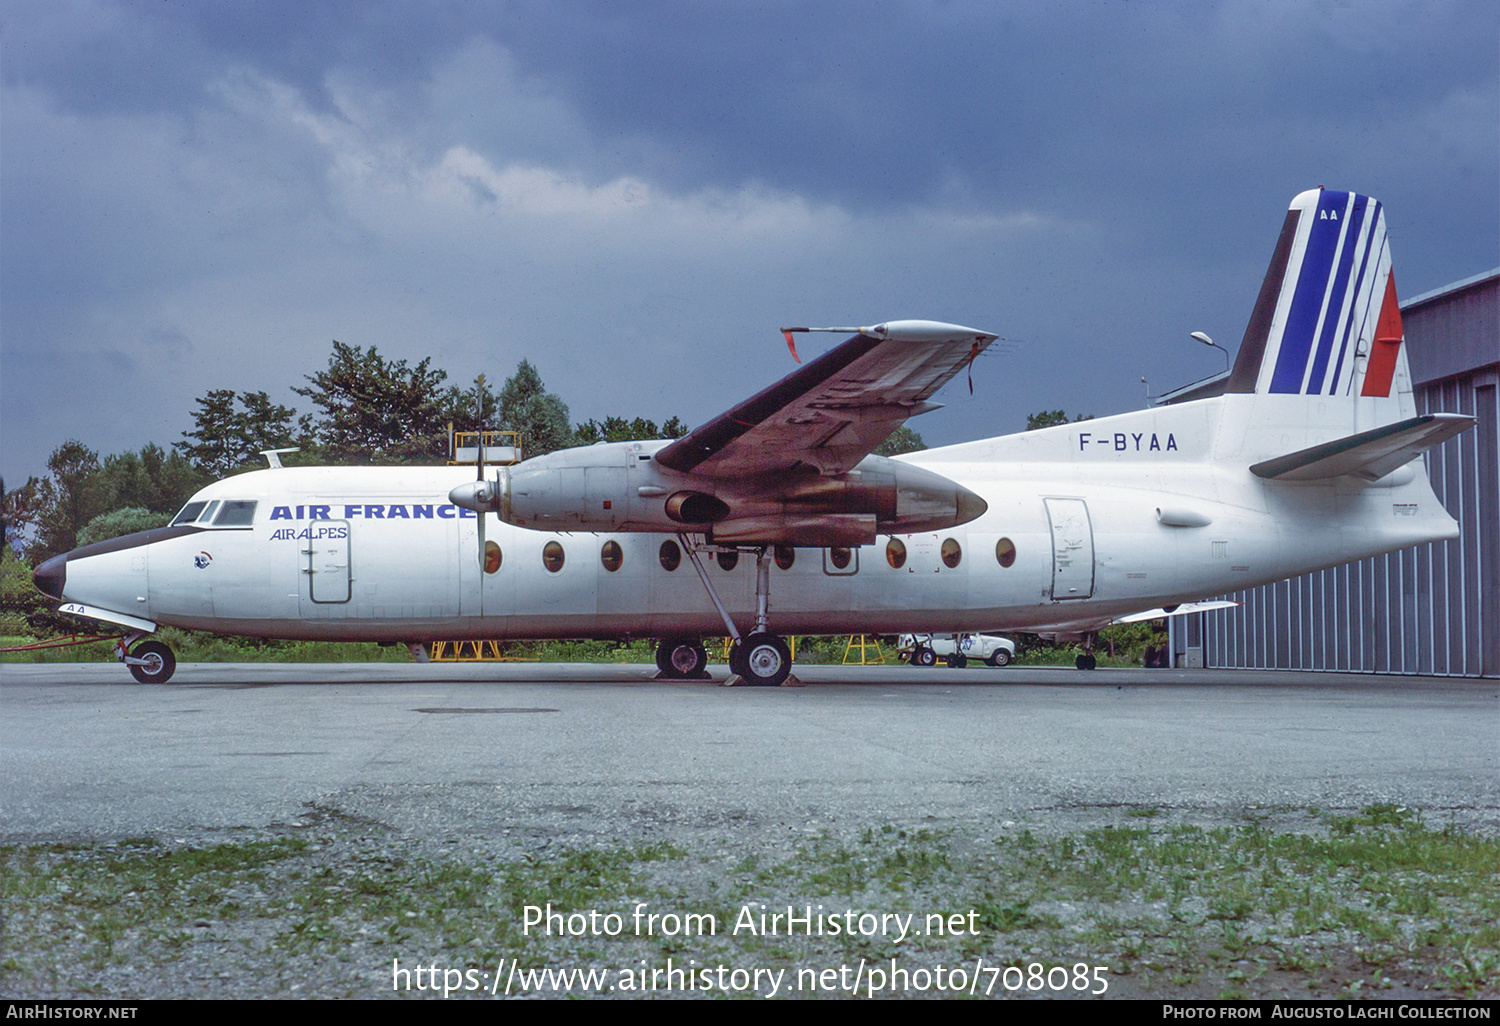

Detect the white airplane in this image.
[33,188,1473,685]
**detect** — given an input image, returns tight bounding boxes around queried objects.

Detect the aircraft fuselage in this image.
[43,394,1457,645]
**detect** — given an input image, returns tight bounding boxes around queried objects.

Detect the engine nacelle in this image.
[450,439,986,544]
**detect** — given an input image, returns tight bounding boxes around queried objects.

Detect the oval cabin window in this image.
[542,540,565,573]
[886,538,907,569]
[829,546,852,570]
[716,550,739,572]
[659,539,681,572]
[484,541,502,574]
[774,545,795,570]
[941,538,962,569]
[600,540,623,572]
[995,537,1016,568]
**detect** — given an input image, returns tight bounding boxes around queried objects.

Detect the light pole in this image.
[1191,331,1229,373]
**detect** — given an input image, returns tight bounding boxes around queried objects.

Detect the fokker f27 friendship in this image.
[34,189,1473,685]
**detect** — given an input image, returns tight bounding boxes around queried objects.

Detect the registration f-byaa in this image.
[34,188,1472,684]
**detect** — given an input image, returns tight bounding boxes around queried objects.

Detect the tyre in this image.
[732,633,791,686]
[913,647,937,667]
[947,653,968,669]
[987,649,1011,667]
[128,640,176,684]
[658,638,706,678]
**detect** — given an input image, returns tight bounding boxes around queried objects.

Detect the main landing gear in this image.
[117,632,176,684]
[671,534,795,687]
[656,637,709,679]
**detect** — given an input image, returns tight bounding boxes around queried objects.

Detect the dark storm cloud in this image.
[2,1,1496,487]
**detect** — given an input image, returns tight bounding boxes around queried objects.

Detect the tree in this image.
[2,476,43,559]
[0,548,72,638]
[178,389,308,476]
[873,425,926,457]
[573,415,689,444]
[77,507,167,547]
[1026,410,1093,431]
[97,444,204,515]
[293,341,451,464]
[32,441,104,562]
[497,360,573,456]
[441,375,501,435]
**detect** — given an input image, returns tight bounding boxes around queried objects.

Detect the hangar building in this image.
[1170,269,1499,678]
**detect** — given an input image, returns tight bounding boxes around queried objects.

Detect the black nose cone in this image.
[33,554,67,601]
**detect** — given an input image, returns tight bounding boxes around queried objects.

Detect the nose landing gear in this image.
[117,632,176,683]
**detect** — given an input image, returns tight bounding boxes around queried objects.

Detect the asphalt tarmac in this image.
[2,662,1496,844]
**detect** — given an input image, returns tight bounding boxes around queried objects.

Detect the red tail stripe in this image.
[1360,274,1402,397]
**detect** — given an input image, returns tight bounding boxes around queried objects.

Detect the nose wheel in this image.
[122,638,176,684]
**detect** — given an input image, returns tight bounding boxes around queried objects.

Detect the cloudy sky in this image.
[3,0,1496,486]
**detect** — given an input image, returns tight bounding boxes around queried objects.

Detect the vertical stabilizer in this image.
[1226,189,1409,401]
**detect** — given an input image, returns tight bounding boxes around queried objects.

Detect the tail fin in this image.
[1226,188,1408,400]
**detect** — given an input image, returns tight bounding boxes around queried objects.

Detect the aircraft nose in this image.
[33,553,67,601]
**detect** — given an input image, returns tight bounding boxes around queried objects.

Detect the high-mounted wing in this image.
[655,320,997,477]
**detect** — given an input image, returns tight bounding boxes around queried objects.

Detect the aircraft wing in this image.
[654,320,996,477]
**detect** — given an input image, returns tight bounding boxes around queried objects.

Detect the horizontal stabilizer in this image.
[1250,413,1473,482]
[1113,600,1239,625]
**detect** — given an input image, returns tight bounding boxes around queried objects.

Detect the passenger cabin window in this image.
[716,550,739,572]
[600,540,623,572]
[543,541,565,573]
[941,538,962,568]
[171,502,207,526]
[214,500,257,526]
[659,539,681,571]
[996,537,1017,568]
[829,546,852,570]
[886,538,907,569]
[774,545,795,570]
[484,541,503,574]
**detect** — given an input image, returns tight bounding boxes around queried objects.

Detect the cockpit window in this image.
[171,502,208,526]
[214,500,258,526]
[198,501,221,523]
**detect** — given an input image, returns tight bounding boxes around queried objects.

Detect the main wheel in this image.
[913,647,937,667]
[657,638,707,678]
[1075,653,1097,670]
[128,640,176,684]
[730,633,792,686]
[947,653,968,669]
[987,649,1011,667]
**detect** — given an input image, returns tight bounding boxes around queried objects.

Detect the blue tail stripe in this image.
[1269,191,1350,393]
[1327,201,1384,395]
[1305,194,1367,393]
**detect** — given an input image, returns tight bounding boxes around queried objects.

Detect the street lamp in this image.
[1191,331,1229,372]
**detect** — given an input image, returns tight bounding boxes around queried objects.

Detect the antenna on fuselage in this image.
[260,448,300,469]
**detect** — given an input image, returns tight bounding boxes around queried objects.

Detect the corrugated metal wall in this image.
[1174,273,1499,678]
